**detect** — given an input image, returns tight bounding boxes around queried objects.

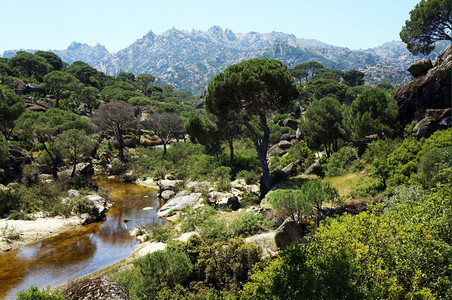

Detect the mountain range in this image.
[2,26,444,93]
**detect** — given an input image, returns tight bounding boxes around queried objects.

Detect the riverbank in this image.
[0,216,83,252]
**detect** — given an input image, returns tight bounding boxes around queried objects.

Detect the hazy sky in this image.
[1,0,420,54]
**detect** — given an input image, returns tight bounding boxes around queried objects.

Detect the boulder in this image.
[62,278,128,300]
[268,140,293,157]
[186,181,210,192]
[282,119,299,130]
[161,189,176,201]
[38,173,54,183]
[83,194,111,222]
[157,193,201,217]
[303,159,320,175]
[1,145,32,182]
[407,58,433,77]
[80,213,94,225]
[230,179,260,194]
[225,196,241,210]
[58,162,93,178]
[27,104,47,112]
[193,98,204,109]
[395,44,451,124]
[295,128,303,141]
[67,189,79,198]
[280,133,293,141]
[274,219,305,250]
[413,108,451,139]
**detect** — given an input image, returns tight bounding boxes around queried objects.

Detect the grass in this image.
[272,174,319,190]
[323,171,364,198]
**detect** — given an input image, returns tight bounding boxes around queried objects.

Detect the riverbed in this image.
[0,178,164,299]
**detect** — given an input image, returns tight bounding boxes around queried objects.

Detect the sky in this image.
[1,0,421,55]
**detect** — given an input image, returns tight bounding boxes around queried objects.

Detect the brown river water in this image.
[0,178,165,299]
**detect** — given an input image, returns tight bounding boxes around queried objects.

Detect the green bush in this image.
[324,147,363,177]
[213,166,231,192]
[0,132,8,164]
[350,176,384,198]
[148,224,175,242]
[279,140,314,172]
[179,206,217,233]
[133,251,193,299]
[108,158,125,175]
[16,285,64,300]
[240,192,261,207]
[236,169,260,185]
[229,212,275,238]
[198,217,231,241]
[21,164,40,187]
[243,184,451,299]
[0,189,20,217]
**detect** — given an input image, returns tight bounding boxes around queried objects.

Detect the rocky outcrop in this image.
[395,44,451,124]
[268,140,293,157]
[413,108,451,139]
[157,192,201,218]
[274,219,306,250]
[0,145,32,183]
[62,278,128,300]
[58,162,94,178]
[83,194,111,223]
[407,58,433,77]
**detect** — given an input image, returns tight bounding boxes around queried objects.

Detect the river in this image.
[0,177,164,299]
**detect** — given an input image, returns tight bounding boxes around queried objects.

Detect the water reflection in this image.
[0,178,164,299]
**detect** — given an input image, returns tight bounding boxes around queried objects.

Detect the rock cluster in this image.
[156,178,260,218]
[395,44,451,124]
[62,278,128,300]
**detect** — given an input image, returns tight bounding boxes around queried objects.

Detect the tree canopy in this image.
[400,0,452,54]
[14,109,94,178]
[93,101,136,162]
[0,85,26,138]
[205,58,298,195]
[301,97,345,156]
[346,88,399,142]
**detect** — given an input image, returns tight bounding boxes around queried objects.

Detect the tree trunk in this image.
[40,139,59,179]
[163,141,167,156]
[71,162,77,178]
[244,114,272,196]
[116,126,126,162]
[228,138,234,165]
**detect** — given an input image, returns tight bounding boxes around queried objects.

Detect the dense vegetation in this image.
[0,0,450,298]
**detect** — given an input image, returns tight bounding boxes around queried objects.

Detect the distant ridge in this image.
[3,26,444,93]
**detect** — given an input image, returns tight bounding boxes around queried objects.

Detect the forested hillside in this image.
[3,27,447,93]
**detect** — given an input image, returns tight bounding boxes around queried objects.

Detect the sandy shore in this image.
[0,216,83,252]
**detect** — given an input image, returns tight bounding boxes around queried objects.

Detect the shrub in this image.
[21,164,40,187]
[236,169,260,185]
[198,217,231,241]
[16,285,64,300]
[350,176,384,198]
[324,147,363,177]
[0,189,20,217]
[133,251,193,299]
[148,224,175,242]
[243,184,451,299]
[279,140,314,172]
[229,212,275,238]
[108,158,125,175]
[179,206,216,233]
[240,192,261,207]
[213,166,231,192]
